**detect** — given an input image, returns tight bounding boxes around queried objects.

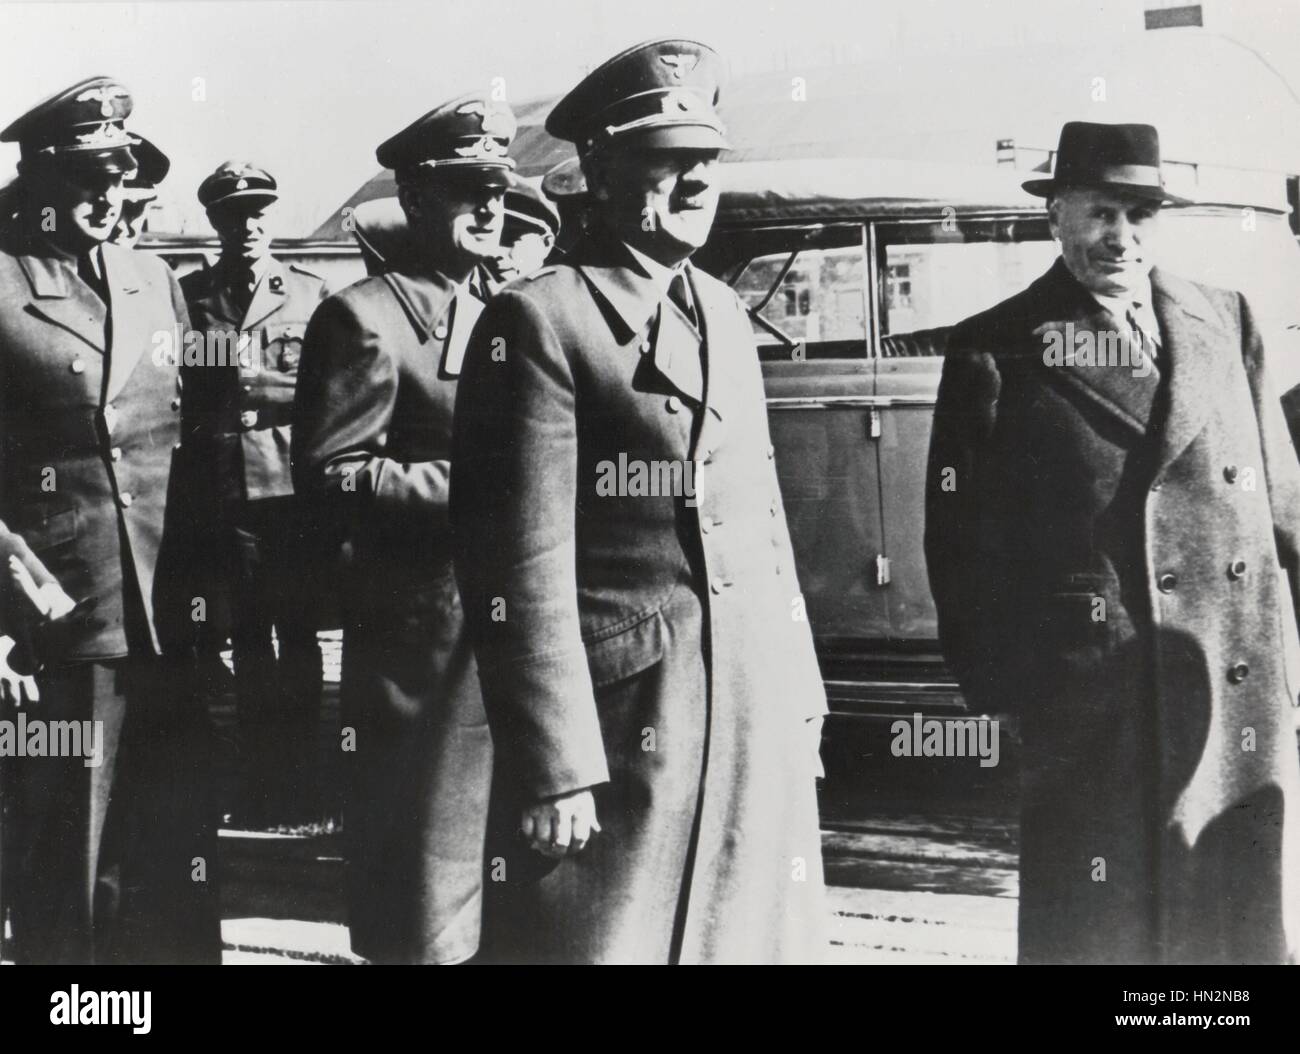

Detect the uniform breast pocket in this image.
[263,323,306,373]
[583,607,666,690]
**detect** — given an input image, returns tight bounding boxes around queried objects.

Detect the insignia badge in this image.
[75,84,129,118]
[457,100,515,139]
[235,178,248,191]
[269,275,283,293]
[660,54,699,80]
[661,89,701,115]
[455,135,509,160]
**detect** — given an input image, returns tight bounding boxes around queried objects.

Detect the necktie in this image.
[1126,305,1159,378]
[77,250,106,304]
[668,271,698,330]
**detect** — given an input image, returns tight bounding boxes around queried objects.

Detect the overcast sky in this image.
[1,0,1296,234]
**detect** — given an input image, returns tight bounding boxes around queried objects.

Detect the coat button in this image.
[639,339,652,355]
[434,323,449,341]
[102,404,118,432]
[242,383,253,394]
[701,515,716,534]
[1228,662,1249,684]
[110,447,122,462]
[766,443,775,460]
[710,575,726,594]
[1157,572,1177,593]
[240,410,259,429]
[666,395,682,414]
[70,358,86,374]
[1228,559,1247,580]
[171,397,181,411]
[1224,465,1239,484]
[1150,479,1162,492]
[118,491,133,508]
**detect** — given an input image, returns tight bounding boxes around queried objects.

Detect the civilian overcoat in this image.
[291,266,494,964]
[926,258,1300,964]
[450,231,827,964]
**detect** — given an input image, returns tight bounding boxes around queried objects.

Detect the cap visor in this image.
[619,124,730,151]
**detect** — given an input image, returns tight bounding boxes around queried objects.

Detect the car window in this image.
[728,225,868,362]
[875,217,1055,357]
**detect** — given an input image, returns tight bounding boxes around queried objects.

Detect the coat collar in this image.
[574,231,715,410]
[1149,265,1235,476]
[100,242,152,402]
[13,234,108,353]
[1030,257,1162,435]
[381,267,457,342]
[1027,259,1234,474]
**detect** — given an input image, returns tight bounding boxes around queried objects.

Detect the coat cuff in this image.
[477,648,611,801]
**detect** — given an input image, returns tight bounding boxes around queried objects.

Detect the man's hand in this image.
[520,788,601,858]
[0,634,39,707]
[9,556,76,620]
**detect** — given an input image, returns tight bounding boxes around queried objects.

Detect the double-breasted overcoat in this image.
[926,258,1300,964]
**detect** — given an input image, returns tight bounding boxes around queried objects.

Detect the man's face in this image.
[1049,185,1161,299]
[593,147,721,266]
[504,229,553,277]
[111,197,152,248]
[405,172,507,273]
[209,201,274,266]
[44,163,126,249]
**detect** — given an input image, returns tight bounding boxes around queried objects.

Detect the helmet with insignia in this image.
[546,38,729,154]
[504,176,560,241]
[197,161,279,209]
[1,75,137,173]
[375,92,516,182]
[123,135,170,202]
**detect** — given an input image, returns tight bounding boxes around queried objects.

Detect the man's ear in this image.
[396,180,421,220]
[580,150,611,204]
[1045,193,1062,241]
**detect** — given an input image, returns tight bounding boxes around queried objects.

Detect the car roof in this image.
[713,157,1291,224]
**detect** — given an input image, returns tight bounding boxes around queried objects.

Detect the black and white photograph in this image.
[0,0,1297,1020]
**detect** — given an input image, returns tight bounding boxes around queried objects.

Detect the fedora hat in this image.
[1023,122,1188,205]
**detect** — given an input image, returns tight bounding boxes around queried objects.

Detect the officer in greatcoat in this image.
[292,92,515,963]
[926,122,1300,964]
[451,39,828,964]
[0,76,220,964]
[181,162,330,825]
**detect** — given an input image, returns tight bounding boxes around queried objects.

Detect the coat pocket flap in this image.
[584,608,665,689]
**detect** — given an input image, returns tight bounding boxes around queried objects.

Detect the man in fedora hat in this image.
[0,76,220,963]
[926,120,1300,963]
[451,39,827,964]
[292,91,514,964]
[181,162,330,827]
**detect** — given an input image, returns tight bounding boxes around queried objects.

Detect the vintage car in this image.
[693,157,1300,785]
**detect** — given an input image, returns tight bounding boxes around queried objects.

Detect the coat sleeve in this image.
[924,334,1019,715]
[450,288,611,802]
[1238,293,1300,658]
[291,294,450,529]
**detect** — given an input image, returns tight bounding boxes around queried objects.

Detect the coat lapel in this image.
[576,238,705,407]
[1032,259,1161,436]
[689,265,739,458]
[241,258,288,331]
[101,243,151,402]
[17,249,108,354]
[1149,267,1236,477]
